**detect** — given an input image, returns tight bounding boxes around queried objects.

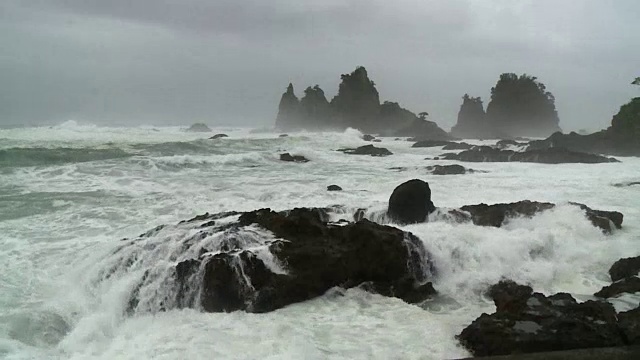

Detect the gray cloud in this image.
[1,0,639,130]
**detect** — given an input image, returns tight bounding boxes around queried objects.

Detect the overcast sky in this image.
[2,0,638,131]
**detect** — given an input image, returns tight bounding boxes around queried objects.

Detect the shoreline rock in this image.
[440,146,619,164]
[338,144,393,157]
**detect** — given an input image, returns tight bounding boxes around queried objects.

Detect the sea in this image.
[1,120,639,360]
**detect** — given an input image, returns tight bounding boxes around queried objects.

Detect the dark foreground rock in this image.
[458,280,628,356]
[209,133,228,139]
[327,185,342,191]
[279,153,309,163]
[609,256,640,282]
[338,145,393,157]
[619,308,640,345]
[184,208,435,313]
[441,146,618,164]
[457,201,623,233]
[456,345,640,360]
[388,179,436,224]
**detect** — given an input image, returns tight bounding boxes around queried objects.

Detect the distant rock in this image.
[279,134,289,138]
[412,140,453,148]
[442,142,474,150]
[327,185,343,191]
[275,83,300,130]
[186,123,212,132]
[279,153,309,163]
[209,133,228,139]
[496,139,525,148]
[427,164,467,175]
[451,94,489,139]
[458,280,625,356]
[273,66,450,139]
[440,146,618,164]
[362,134,376,141]
[609,256,640,282]
[526,98,640,157]
[338,145,393,157]
[613,181,640,187]
[388,179,436,224]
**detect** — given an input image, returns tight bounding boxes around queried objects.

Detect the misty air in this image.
[1,1,639,359]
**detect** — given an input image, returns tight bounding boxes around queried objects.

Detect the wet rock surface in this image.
[170,208,436,313]
[279,153,309,163]
[458,280,627,356]
[338,144,393,157]
[387,179,436,224]
[609,256,640,282]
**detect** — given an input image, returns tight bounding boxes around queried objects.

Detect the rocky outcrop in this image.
[458,280,627,356]
[275,83,300,130]
[609,256,640,282]
[362,134,376,141]
[388,179,436,224]
[451,94,489,139]
[427,164,468,175]
[618,308,640,345]
[456,201,622,233]
[273,67,449,139]
[338,145,393,157]
[485,73,562,138]
[176,208,436,313]
[440,146,618,164]
[442,142,474,150]
[594,277,640,298]
[526,98,640,157]
[186,123,212,132]
[279,153,309,163]
[327,185,342,191]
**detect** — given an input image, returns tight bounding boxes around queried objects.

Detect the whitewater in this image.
[1,121,639,360]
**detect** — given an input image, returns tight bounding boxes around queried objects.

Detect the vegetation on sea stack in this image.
[485,73,561,138]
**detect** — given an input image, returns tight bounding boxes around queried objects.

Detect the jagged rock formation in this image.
[274,83,300,130]
[274,67,450,139]
[527,98,640,156]
[450,74,562,139]
[451,94,488,138]
[299,85,332,129]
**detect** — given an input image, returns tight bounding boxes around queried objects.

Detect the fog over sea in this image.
[1,121,639,359]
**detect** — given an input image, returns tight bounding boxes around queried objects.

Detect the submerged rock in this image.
[327,185,343,191]
[388,179,436,224]
[362,134,376,141]
[441,146,618,164]
[186,123,212,132]
[458,280,626,356]
[209,133,228,139]
[338,144,393,157]
[279,153,309,163]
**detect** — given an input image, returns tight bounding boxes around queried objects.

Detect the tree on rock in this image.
[451,94,487,138]
[275,83,300,130]
[632,77,640,86]
[486,73,561,138]
[418,112,429,121]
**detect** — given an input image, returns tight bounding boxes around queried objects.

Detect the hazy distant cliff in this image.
[274,66,450,139]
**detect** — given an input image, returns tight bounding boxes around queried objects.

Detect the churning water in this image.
[1,121,639,359]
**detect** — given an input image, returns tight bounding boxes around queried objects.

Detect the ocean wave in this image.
[0,147,133,168]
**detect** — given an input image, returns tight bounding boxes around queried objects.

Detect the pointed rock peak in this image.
[286,83,295,94]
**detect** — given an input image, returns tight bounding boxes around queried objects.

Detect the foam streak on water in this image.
[1,122,639,359]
